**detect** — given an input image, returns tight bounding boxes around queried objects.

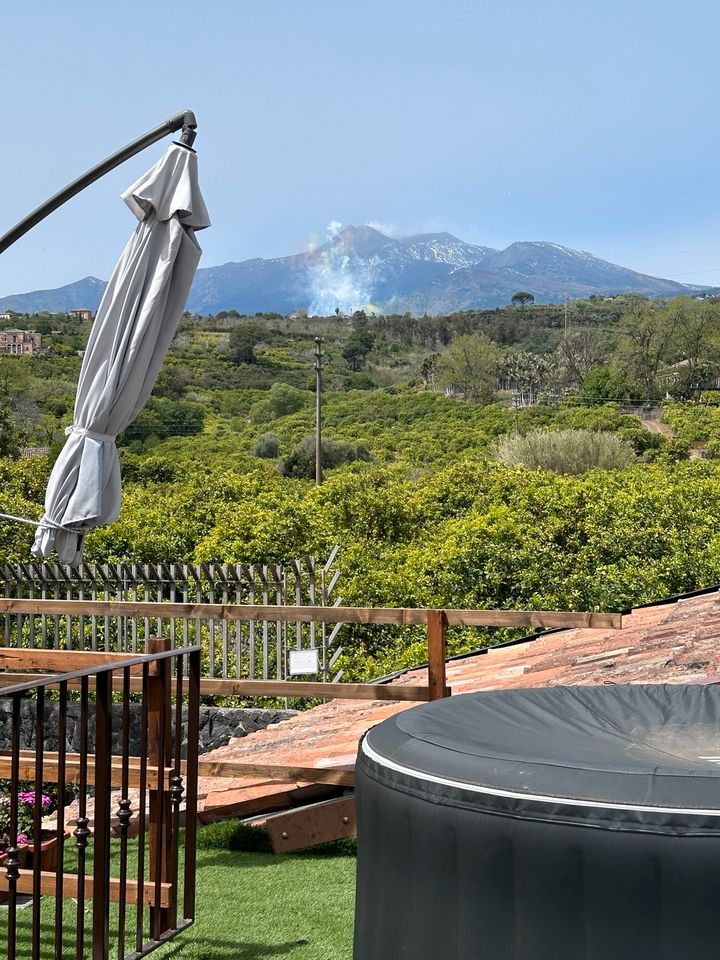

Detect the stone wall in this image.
[0,700,297,757]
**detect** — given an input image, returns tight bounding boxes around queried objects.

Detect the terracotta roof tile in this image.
[200,590,720,815]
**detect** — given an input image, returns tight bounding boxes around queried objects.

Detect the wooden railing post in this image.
[426,610,449,700]
[148,636,172,939]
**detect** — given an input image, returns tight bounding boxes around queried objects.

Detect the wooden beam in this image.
[263,796,357,852]
[0,672,147,692]
[0,869,171,906]
[443,609,623,629]
[194,760,354,787]
[0,672,436,701]
[0,748,353,789]
[0,648,151,674]
[0,750,165,788]
[0,598,623,629]
[191,679,438,701]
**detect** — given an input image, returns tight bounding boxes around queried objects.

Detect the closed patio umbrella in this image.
[31,141,210,564]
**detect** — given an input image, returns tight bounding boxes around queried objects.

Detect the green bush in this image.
[249,383,309,424]
[492,428,636,475]
[251,432,281,458]
[196,819,273,853]
[281,436,372,479]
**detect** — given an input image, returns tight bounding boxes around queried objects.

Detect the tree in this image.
[665,297,720,397]
[342,330,375,371]
[420,355,439,386]
[436,334,503,402]
[227,322,265,364]
[555,328,606,391]
[33,318,52,336]
[511,291,535,306]
[613,298,675,400]
[0,402,21,457]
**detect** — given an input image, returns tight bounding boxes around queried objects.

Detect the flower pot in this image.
[25,828,73,874]
[0,845,29,870]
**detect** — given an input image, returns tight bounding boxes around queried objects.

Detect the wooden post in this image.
[426,610,449,700]
[148,636,172,938]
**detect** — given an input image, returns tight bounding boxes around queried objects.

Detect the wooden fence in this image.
[0,598,624,702]
[0,552,343,682]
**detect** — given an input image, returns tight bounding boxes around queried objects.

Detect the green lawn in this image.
[0,830,357,960]
[155,845,356,960]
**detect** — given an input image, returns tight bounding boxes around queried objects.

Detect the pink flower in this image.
[16,833,28,845]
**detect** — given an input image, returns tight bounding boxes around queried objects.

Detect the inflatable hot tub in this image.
[353,685,720,960]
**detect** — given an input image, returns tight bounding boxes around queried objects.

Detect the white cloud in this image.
[367,220,402,238]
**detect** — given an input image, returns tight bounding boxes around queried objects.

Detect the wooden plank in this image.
[0,869,171,906]
[443,609,623,629]
[0,751,353,789]
[0,647,151,673]
[0,598,623,629]
[0,673,436,701]
[191,679,436,701]
[263,796,357,852]
[0,750,164,788]
[194,760,354,787]
[0,672,150,692]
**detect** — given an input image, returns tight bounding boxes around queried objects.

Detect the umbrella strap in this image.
[0,512,86,537]
[65,425,116,443]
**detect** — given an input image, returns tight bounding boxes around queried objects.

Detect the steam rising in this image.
[308,221,372,315]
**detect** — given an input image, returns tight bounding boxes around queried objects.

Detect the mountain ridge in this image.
[0,226,691,316]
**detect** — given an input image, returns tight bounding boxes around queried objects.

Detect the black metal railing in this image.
[0,641,200,959]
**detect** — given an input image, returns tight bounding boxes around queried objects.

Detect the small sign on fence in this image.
[289,648,320,676]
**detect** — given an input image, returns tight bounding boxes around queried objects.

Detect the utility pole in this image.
[314,337,324,485]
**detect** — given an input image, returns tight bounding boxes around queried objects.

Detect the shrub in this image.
[249,383,308,424]
[196,819,273,853]
[280,436,372,479]
[492,428,636,475]
[251,432,280,458]
[665,438,691,462]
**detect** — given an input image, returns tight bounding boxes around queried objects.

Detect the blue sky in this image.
[1,0,719,295]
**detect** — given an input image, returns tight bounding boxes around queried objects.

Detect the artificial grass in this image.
[0,826,357,960]
[156,845,356,960]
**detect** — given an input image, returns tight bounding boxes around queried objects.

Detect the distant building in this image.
[0,329,42,356]
[69,308,93,321]
[658,358,720,392]
[0,312,12,321]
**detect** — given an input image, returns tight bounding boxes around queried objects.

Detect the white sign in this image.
[289,648,320,676]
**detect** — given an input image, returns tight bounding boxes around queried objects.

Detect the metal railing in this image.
[0,640,201,960]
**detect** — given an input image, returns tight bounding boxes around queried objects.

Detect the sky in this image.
[2,0,720,295]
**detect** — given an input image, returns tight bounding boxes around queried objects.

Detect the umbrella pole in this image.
[0,110,197,256]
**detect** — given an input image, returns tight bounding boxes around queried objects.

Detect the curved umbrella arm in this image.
[0,109,197,256]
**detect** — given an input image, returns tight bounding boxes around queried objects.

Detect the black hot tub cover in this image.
[354,685,720,960]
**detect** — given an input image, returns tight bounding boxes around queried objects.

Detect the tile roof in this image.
[197,590,720,818]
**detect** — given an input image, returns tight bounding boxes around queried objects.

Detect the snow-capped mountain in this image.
[0,226,690,316]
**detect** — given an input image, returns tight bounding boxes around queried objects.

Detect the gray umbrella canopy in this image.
[32,143,210,564]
